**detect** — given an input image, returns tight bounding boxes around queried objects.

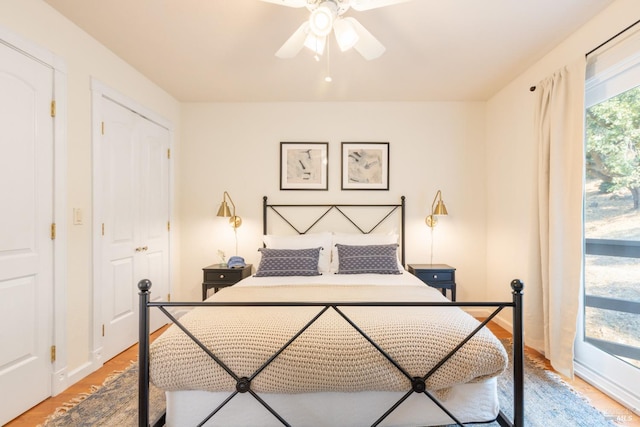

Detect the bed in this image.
[138,197,524,427]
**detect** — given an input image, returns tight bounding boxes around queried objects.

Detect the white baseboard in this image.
[50,367,68,396]
[50,349,103,396]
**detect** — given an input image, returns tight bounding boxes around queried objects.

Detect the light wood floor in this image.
[5,326,168,427]
[5,324,638,426]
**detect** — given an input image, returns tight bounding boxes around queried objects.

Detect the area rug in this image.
[458,341,617,427]
[42,341,617,426]
[41,363,165,427]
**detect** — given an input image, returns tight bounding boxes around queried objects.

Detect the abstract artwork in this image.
[280,142,328,190]
[341,142,389,190]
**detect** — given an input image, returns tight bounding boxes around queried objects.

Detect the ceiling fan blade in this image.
[275,22,310,58]
[350,0,413,11]
[344,17,385,60]
[260,0,309,8]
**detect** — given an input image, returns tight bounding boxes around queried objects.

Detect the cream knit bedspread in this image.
[150,284,508,394]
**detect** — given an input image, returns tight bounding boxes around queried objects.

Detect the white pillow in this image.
[330,232,402,272]
[263,232,332,274]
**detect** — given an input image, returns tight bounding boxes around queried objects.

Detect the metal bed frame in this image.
[138,197,524,427]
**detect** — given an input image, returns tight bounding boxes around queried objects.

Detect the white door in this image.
[0,42,54,423]
[136,114,170,334]
[100,97,169,361]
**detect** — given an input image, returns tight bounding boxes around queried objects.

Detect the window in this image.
[576,25,640,412]
[584,85,640,367]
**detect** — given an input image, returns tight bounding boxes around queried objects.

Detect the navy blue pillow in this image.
[255,247,322,277]
[335,244,401,275]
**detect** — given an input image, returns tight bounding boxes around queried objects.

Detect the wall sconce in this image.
[425,190,448,227]
[217,191,242,256]
[217,191,242,229]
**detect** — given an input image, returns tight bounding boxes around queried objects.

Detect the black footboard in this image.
[138,279,524,427]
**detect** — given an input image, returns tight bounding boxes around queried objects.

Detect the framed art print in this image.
[280,142,328,190]
[341,142,389,190]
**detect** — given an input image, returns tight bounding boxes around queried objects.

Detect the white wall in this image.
[485,0,639,352]
[178,102,488,302]
[0,0,181,375]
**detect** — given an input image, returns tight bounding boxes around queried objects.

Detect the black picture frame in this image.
[341,142,389,190]
[280,142,329,190]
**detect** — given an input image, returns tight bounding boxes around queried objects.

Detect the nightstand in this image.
[202,264,252,300]
[407,264,457,301]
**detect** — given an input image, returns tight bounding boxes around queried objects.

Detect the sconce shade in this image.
[433,200,448,216]
[216,201,232,218]
[426,190,448,228]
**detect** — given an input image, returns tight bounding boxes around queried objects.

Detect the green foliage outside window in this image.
[586,85,640,209]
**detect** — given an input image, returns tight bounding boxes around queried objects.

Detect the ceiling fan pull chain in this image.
[325,38,332,82]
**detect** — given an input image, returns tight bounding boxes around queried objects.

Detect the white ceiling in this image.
[44,0,614,102]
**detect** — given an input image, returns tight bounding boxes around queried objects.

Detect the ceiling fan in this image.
[261,0,413,60]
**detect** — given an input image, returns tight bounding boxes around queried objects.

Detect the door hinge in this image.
[50,223,56,240]
[167,294,171,302]
[102,223,105,236]
[101,121,105,135]
[167,221,171,232]
[50,345,56,363]
[167,148,171,159]
[50,100,56,117]
[102,324,105,337]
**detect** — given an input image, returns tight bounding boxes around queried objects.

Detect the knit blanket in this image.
[150,284,508,394]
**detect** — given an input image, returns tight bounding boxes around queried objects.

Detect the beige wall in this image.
[485,0,639,352]
[0,0,181,374]
[178,102,488,302]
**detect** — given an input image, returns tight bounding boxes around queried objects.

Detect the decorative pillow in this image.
[335,244,402,275]
[263,232,332,274]
[255,247,322,277]
[330,233,401,272]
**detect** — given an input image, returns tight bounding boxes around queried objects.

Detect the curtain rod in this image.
[530,18,640,92]
[585,18,640,58]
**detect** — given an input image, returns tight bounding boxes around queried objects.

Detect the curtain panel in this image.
[534,57,586,379]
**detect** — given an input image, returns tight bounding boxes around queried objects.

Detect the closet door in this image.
[100,97,169,362]
[137,112,170,332]
[0,40,54,424]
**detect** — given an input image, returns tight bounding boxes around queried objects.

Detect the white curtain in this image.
[535,57,586,379]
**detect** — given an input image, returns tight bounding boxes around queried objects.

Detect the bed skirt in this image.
[165,378,499,427]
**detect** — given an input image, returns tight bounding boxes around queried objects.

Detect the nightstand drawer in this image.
[204,269,245,284]
[415,271,453,283]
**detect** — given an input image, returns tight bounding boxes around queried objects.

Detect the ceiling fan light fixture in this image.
[309,1,338,37]
[304,33,326,55]
[267,0,400,61]
[333,18,359,51]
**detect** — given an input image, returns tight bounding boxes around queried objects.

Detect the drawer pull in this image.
[219,274,225,279]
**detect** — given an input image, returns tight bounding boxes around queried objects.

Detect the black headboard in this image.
[262,196,406,266]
